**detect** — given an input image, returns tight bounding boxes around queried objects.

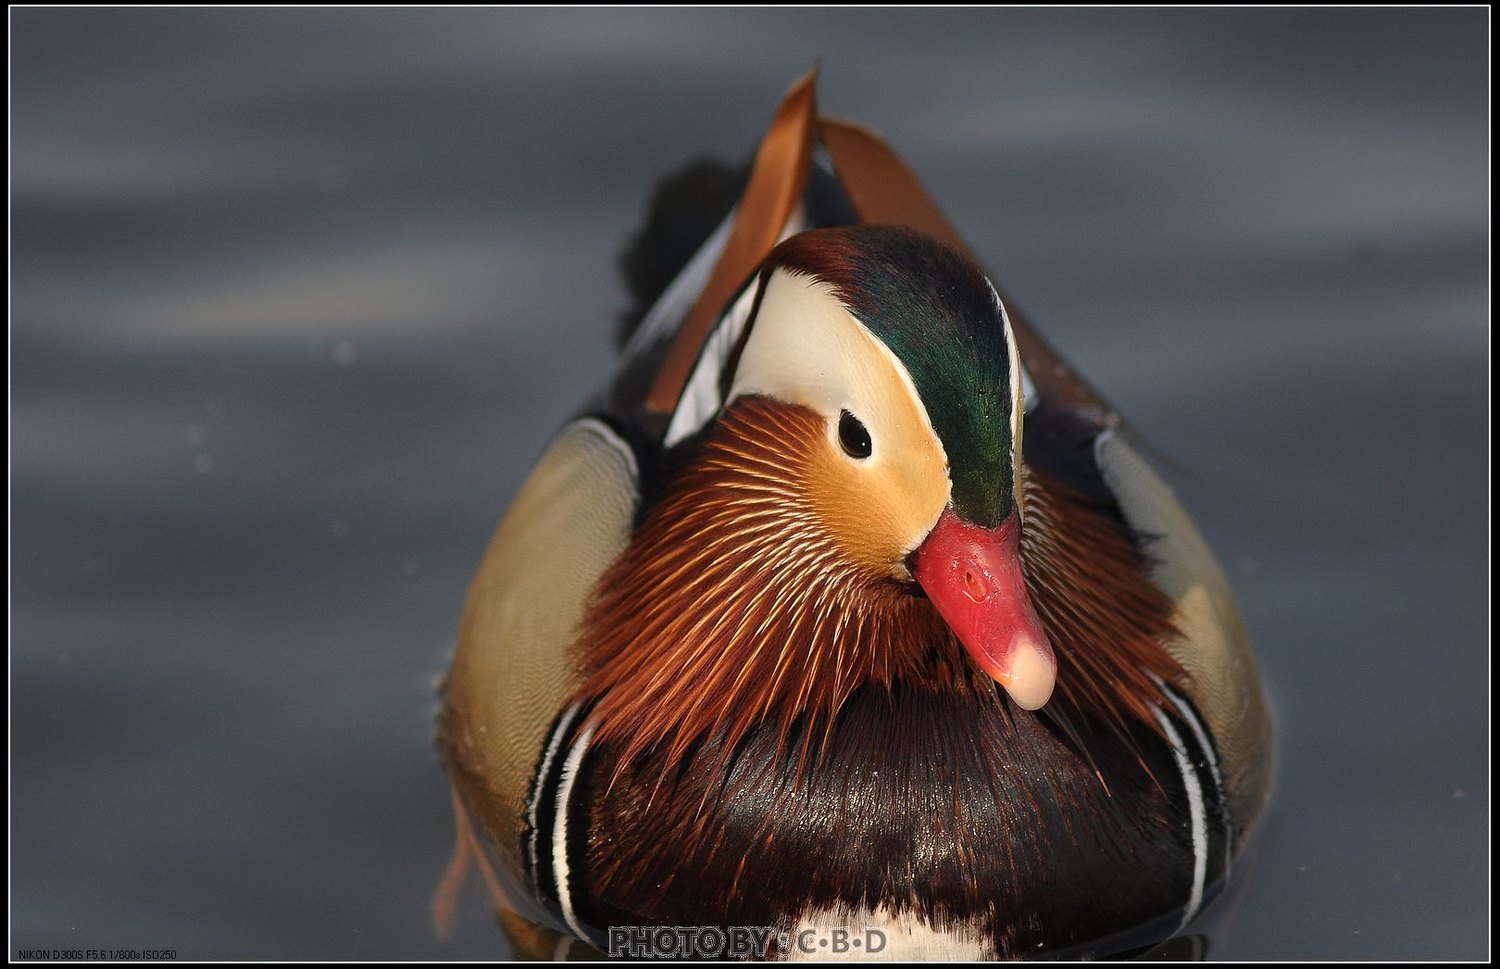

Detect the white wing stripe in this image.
[622,210,736,361]
[552,721,597,941]
[663,207,807,447]
[663,279,758,447]
[1154,709,1207,932]
[527,702,583,884]
[1152,675,1232,880]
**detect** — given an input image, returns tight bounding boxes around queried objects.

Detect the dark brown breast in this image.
[525,674,1230,958]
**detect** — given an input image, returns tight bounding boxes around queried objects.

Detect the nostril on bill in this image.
[962,568,987,604]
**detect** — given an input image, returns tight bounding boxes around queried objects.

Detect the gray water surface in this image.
[11,9,1488,960]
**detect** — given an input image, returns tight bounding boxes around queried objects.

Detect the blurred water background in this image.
[10,9,1488,960]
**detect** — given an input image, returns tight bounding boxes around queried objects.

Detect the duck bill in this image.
[911,507,1056,710]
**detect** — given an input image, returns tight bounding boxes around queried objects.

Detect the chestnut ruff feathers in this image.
[575,395,1182,783]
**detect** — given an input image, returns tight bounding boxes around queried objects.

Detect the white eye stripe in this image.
[985,278,1036,412]
[988,280,1025,495]
[622,210,734,362]
[1005,311,1022,455]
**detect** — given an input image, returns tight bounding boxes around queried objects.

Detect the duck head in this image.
[577,224,1114,770]
[727,224,1054,711]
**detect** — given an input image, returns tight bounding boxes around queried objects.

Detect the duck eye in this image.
[838,410,872,460]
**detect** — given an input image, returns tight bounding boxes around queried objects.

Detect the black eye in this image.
[838,410,872,459]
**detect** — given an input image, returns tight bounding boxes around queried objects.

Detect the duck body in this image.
[439,76,1270,960]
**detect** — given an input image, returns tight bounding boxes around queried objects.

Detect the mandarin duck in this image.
[435,73,1272,960]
